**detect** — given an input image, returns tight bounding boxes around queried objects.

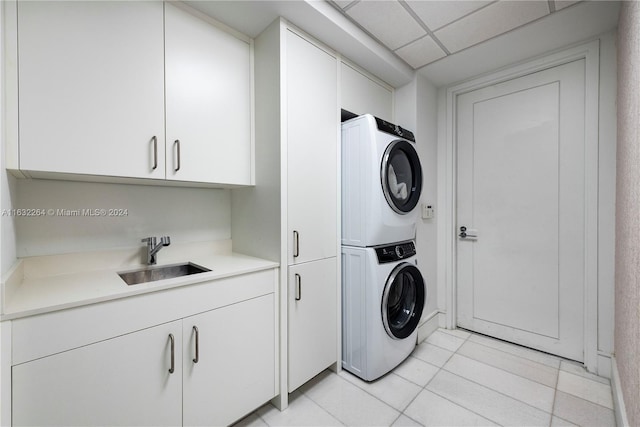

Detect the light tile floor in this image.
[234,329,615,427]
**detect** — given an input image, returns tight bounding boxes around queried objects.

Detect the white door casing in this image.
[456,59,585,361]
[440,40,600,371]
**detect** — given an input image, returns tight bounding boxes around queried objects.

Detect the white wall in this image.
[1,0,17,278]
[231,18,281,262]
[395,73,439,330]
[13,179,231,257]
[0,3,14,424]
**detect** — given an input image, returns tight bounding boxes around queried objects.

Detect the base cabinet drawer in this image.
[12,294,275,426]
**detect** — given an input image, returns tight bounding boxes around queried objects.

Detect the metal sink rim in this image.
[117,262,212,286]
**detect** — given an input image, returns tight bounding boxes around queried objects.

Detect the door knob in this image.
[459,226,478,239]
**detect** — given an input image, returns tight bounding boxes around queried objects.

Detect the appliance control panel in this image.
[374,117,415,142]
[375,241,416,263]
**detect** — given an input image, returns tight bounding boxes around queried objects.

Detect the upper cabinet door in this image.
[165,4,252,185]
[287,30,338,265]
[17,1,165,179]
[340,61,393,123]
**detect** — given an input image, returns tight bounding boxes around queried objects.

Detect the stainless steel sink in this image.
[118,262,211,286]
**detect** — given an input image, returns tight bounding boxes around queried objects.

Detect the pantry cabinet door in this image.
[182,294,275,426]
[286,30,338,265]
[12,321,182,427]
[165,3,252,185]
[17,1,165,179]
[288,258,337,392]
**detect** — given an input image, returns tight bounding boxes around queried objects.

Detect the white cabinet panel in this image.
[17,1,165,179]
[288,258,337,391]
[165,3,252,185]
[183,294,275,426]
[12,321,182,427]
[341,61,393,122]
[287,30,338,265]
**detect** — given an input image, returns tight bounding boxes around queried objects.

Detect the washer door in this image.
[382,262,425,340]
[381,140,422,214]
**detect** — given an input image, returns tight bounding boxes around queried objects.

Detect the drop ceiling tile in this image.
[404,1,493,31]
[347,1,426,50]
[555,0,582,11]
[395,35,447,69]
[434,0,550,53]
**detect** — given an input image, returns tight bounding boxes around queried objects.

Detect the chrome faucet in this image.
[141,236,171,265]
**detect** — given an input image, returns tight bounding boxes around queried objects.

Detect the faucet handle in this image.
[160,236,171,246]
[141,236,156,245]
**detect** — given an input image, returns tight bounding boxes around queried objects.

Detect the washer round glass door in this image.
[382,262,425,339]
[381,140,422,214]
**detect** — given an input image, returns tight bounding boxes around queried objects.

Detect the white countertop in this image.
[1,240,279,320]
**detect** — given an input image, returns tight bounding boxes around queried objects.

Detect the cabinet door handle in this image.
[152,136,158,170]
[168,333,175,374]
[295,273,302,301]
[192,326,199,364]
[293,231,300,258]
[174,139,181,172]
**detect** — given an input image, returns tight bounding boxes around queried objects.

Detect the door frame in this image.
[438,39,600,372]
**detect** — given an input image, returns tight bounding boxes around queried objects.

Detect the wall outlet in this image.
[422,204,434,220]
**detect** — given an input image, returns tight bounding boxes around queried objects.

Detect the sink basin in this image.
[118,262,211,286]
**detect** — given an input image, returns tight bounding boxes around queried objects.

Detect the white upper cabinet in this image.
[12,1,253,186]
[165,4,252,185]
[17,1,166,179]
[340,61,394,122]
[286,30,338,265]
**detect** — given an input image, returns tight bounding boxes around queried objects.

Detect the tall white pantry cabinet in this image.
[285,28,338,393]
[232,18,340,407]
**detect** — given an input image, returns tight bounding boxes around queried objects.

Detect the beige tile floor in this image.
[234,329,615,427]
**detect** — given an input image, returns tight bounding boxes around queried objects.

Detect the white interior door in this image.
[456,59,586,361]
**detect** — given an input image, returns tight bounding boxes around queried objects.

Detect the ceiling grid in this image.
[329,0,583,69]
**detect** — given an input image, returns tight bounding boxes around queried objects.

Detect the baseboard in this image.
[417,310,443,343]
[611,356,630,427]
[597,352,612,379]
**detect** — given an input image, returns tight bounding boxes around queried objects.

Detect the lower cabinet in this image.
[183,295,275,426]
[287,257,337,392]
[12,293,275,427]
[13,320,183,427]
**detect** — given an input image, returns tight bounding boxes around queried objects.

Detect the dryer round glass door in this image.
[382,262,425,339]
[381,140,422,214]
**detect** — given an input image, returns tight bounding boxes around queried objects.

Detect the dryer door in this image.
[382,262,425,339]
[381,140,422,214]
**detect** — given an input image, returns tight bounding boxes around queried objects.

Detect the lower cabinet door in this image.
[182,294,275,426]
[288,257,337,391]
[12,321,183,427]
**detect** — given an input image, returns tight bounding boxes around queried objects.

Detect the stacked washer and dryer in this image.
[341,114,426,381]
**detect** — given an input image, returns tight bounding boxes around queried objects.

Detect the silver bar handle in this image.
[168,333,175,374]
[192,326,199,364]
[174,139,181,172]
[295,273,301,301]
[459,226,478,239]
[293,231,300,258]
[152,136,158,170]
